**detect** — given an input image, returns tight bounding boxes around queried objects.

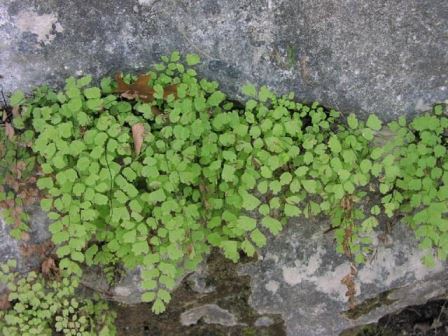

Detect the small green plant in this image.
[0,51,446,316]
[0,100,37,239]
[0,260,116,336]
[372,106,448,266]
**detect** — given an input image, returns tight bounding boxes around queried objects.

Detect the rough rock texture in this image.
[1,1,447,334]
[81,263,213,305]
[180,304,238,327]
[0,0,447,119]
[238,217,448,336]
[113,251,286,335]
[0,207,51,273]
[0,207,51,294]
[1,209,447,335]
[0,217,20,270]
[80,266,145,305]
[186,263,216,294]
[82,213,448,335]
[254,316,275,327]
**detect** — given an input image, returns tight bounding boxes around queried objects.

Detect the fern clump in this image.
[0,260,116,336]
[0,51,446,315]
[373,107,448,266]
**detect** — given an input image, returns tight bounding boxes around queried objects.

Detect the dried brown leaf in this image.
[20,240,54,257]
[115,73,154,102]
[0,293,11,311]
[151,106,162,116]
[20,232,30,241]
[120,91,140,100]
[41,257,59,279]
[5,122,14,140]
[132,123,145,155]
[115,73,177,103]
[13,161,26,179]
[341,264,358,309]
[12,105,20,117]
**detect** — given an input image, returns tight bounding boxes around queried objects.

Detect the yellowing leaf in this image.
[132,123,145,155]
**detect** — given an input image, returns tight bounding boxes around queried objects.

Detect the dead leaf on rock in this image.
[341,264,358,309]
[12,105,20,117]
[151,106,162,116]
[20,240,54,257]
[2,109,15,140]
[41,257,59,278]
[20,231,30,241]
[115,73,177,102]
[4,122,14,140]
[132,123,145,155]
[0,293,11,311]
[1,108,8,122]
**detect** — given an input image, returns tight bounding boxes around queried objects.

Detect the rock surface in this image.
[80,266,145,305]
[113,251,286,335]
[82,213,448,335]
[238,216,448,336]
[0,207,51,273]
[81,262,214,305]
[1,1,448,334]
[0,207,51,294]
[2,207,448,336]
[0,0,447,119]
[180,304,238,327]
[0,216,20,270]
[186,263,216,294]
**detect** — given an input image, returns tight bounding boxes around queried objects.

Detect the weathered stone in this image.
[0,206,51,272]
[0,216,20,269]
[0,0,447,120]
[81,263,209,304]
[186,263,216,294]
[180,304,239,327]
[81,260,211,306]
[80,266,145,305]
[114,251,286,335]
[0,1,447,334]
[0,206,51,293]
[254,316,275,327]
[238,217,448,336]
[341,298,448,335]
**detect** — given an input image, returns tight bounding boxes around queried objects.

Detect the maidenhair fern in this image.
[0,260,116,336]
[0,52,446,317]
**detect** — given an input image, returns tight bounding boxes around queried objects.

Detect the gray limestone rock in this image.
[0,216,20,269]
[254,316,275,327]
[186,263,216,294]
[80,266,145,305]
[0,0,447,120]
[0,206,51,292]
[81,262,210,304]
[180,303,239,327]
[0,206,51,272]
[0,1,447,333]
[238,217,448,336]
